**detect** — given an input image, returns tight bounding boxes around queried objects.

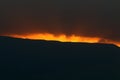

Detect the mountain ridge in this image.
[0,36,119,80]
[0,36,118,48]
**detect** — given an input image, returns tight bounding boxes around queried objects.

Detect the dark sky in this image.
[0,0,120,42]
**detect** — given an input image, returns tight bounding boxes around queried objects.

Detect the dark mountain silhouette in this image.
[0,36,120,80]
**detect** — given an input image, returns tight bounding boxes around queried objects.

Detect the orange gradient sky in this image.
[0,0,120,47]
[7,33,120,47]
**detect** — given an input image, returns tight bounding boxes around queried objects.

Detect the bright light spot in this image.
[7,33,120,47]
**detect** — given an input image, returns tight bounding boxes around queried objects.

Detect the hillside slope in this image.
[0,36,120,80]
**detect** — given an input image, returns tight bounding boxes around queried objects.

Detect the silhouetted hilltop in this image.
[0,36,118,48]
[0,36,120,80]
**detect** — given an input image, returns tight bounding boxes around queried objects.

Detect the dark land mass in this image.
[0,36,120,80]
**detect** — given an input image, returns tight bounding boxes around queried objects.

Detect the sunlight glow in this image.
[10,33,100,43]
[7,33,120,47]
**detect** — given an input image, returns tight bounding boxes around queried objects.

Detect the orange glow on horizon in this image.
[7,33,120,47]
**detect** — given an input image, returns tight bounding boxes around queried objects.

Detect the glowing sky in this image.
[0,0,120,46]
[6,33,120,47]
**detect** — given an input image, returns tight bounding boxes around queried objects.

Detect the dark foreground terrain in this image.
[0,36,120,80]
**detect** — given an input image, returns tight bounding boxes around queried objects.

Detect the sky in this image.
[0,0,120,42]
